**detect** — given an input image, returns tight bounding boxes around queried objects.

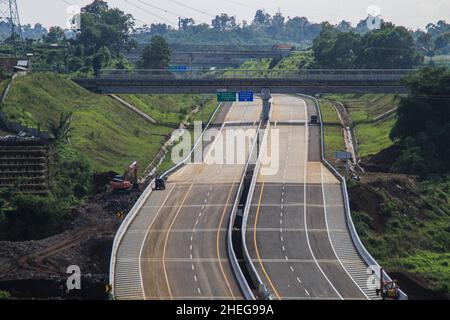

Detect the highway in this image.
[245,95,377,300]
[113,99,261,300]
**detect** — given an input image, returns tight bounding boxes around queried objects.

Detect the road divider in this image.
[227,119,263,300]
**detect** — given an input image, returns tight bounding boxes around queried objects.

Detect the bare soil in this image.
[0,176,146,300]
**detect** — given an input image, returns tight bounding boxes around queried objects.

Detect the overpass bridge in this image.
[124,44,292,67]
[74,69,415,95]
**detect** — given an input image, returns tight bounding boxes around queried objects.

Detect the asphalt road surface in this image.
[135,100,261,300]
[245,94,368,300]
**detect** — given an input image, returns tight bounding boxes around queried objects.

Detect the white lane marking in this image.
[297,277,302,284]
[192,264,195,271]
[194,275,198,282]
[190,254,193,260]
[290,266,295,272]
[305,289,310,296]
[282,246,286,252]
[139,185,176,299]
[190,245,193,251]
[197,288,202,295]
[302,97,343,300]
[280,236,284,242]
[320,160,369,299]
[285,256,289,261]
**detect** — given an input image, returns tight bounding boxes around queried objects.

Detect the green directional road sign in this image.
[217,91,237,102]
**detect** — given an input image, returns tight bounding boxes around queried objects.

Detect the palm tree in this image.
[48,112,73,144]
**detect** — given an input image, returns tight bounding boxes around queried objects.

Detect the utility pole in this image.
[0,0,23,56]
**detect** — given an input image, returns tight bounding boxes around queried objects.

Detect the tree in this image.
[48,112,73,143]
[211,14,237,31]
[43,26,66,44]
[92,52,105,75]
[75,0,135,56]
[139,35,171,69]
[68,57,83,72]
[179,18,195,31]
[358,24,422,68]
[312,26,361,68]
[253,10,271,27]
[391,67,450,175]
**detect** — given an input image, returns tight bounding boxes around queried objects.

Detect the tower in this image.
[0,0,23,42]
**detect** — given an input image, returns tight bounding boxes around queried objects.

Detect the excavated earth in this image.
[0,173,146,300]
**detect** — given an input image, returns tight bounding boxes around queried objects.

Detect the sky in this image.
[14,0,450,31]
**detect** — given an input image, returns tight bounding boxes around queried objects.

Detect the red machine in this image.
[111,161,139,191]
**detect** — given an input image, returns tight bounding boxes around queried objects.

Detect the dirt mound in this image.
[93,171,118,194]
[0,178,147,299]
[349,174,418,232]
[388,271,448,300]
[360,144,402,173]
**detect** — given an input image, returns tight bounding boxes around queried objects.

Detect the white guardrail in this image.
[109,102,224,299]
[227,119,264,300]
[300,93,408,300]
[238,106,274,300]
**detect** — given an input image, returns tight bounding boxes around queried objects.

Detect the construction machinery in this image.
[111,161,139,191]
[376,268,401,300]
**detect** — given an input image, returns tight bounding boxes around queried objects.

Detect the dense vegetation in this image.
[391,67,450,175]
[0,142,92,241]
[351,178,450,298]
[312,23,422,69]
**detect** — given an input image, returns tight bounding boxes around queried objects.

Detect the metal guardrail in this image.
[240,120,272,300]
[108,178,155,299]
[98,69,417,82]
[238,105,275,300]
[159,102,223,179]
[301,93,407,300]
[109,101,223,299]
[227,119,263,300]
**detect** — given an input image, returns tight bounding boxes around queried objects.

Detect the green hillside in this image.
[319,100,345,159]
[0,73,214,173]
[324,94,399,158]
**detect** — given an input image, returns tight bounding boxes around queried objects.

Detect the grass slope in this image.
[118,94,216,125]
[350,177,450,298]
[0,73,213,173]
[319,100,345,159]
[325,94,399,158]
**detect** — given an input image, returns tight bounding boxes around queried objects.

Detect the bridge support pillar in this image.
[261,88,272,121]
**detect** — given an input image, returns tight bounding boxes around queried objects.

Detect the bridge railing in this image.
[98,69,417,82]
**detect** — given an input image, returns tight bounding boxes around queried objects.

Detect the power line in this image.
[123,0,177,25]
[135,0,183,18]
[166,0,215,17]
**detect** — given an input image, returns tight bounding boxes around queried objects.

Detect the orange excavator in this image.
[111,161,139,191]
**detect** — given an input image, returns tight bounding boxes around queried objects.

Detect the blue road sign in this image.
[334,151,352,160]
[169,66,189,72]
[239,91,254,102]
